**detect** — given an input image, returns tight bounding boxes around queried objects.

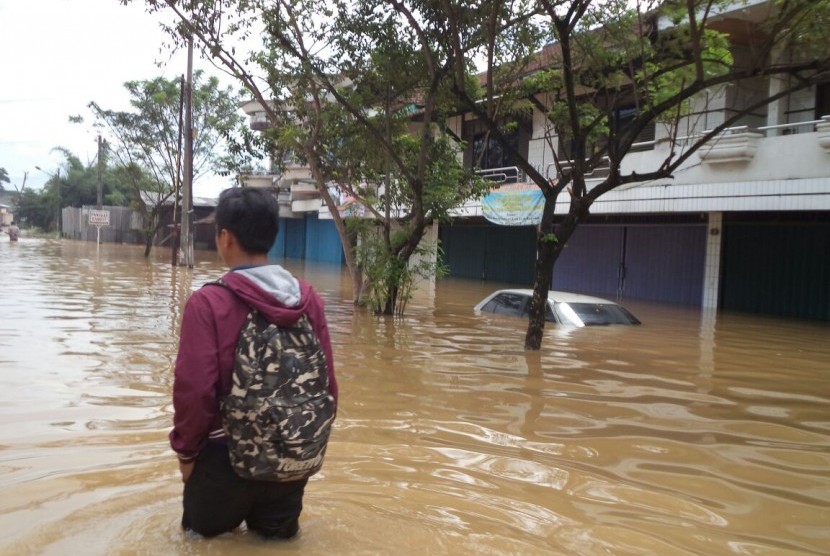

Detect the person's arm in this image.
[169,292,222,475]
[305,288,338,402]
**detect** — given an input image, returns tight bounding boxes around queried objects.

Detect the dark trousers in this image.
[182,442,308,538]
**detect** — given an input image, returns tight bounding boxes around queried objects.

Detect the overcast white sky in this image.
[0,0,235,197]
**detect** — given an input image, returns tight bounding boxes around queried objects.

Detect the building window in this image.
[472,131,518,170]
[612,105,656,151]
[464,118,529,184]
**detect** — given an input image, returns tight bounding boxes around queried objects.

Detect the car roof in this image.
[486,289,619,305]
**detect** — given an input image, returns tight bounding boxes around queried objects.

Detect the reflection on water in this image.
[0,239,828,556]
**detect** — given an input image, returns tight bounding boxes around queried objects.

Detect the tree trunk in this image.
[352,266,365,306]
[143,211,162,258]
[382,283,398,316]
[305,153,366,306]
[378,223,427,315]
[525,195,585,350]
[525,192,558,350]
[346,226,365,305]
[144,233,154,257]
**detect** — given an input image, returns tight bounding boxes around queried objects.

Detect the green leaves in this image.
[87,70,248,194]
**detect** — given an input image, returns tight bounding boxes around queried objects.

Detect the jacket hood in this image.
[219,265,312,326]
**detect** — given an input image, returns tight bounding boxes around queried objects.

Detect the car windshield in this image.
[557,302,641,325]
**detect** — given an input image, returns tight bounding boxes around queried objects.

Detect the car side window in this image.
[483,293,528,316]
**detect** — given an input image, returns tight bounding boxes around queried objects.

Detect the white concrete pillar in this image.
[766,75,788,136]
[701,211,723,309]
[409,221,440,301]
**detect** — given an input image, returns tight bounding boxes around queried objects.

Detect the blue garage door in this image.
[625,225,705,304]
[269,217,306,260]
[553,223,706,305]
[306,217,345,265]
[554,226,624,294]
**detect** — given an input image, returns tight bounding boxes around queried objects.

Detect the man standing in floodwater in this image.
[169,187,338,538]
[7,221,19,242]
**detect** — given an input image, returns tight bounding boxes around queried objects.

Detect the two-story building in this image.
[239,1,830,322]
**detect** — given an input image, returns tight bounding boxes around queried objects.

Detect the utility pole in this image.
[181,36,195,268]
[172,75,184,267]
[56,169,61,239]
[96,135,104,209]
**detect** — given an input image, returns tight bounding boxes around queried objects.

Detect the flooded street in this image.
[0,238,828,556]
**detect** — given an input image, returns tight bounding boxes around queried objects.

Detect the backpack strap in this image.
[203,278,229,290]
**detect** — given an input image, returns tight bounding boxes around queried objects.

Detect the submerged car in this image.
[474,289,641,327]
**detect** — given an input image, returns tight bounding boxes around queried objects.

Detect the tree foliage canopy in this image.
[87,71,250,198]
[130,0,490,312]
[82,70,253,254]
[14,149,133,231]
[126,0,830,329]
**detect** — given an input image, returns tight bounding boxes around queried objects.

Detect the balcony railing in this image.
[669,115,830,145]
[476,166,521,184]
[545,156,611,181]
[758,120,823,135]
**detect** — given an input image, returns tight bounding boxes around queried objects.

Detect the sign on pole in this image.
[88,209,110,244]
[88,210,110,226]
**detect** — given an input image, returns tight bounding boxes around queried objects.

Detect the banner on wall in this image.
[481,183,544,226]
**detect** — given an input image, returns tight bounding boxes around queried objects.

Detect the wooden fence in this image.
[61,206,144,244]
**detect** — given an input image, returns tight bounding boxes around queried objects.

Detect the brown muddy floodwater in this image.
[0,238,828,556]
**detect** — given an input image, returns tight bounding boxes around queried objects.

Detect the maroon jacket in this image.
[169,265,338,463]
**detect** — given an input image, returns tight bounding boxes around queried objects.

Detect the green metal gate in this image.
[721,219,830,321]
[440,221,536,285]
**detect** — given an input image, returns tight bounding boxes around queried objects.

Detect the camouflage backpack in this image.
[213,282,336,482]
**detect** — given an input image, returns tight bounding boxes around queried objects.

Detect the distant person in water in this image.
[7,221,19,242]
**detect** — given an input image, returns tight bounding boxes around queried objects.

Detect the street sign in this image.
[89,210,110,226]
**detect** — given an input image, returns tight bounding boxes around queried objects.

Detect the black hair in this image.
[214,187,279,254]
